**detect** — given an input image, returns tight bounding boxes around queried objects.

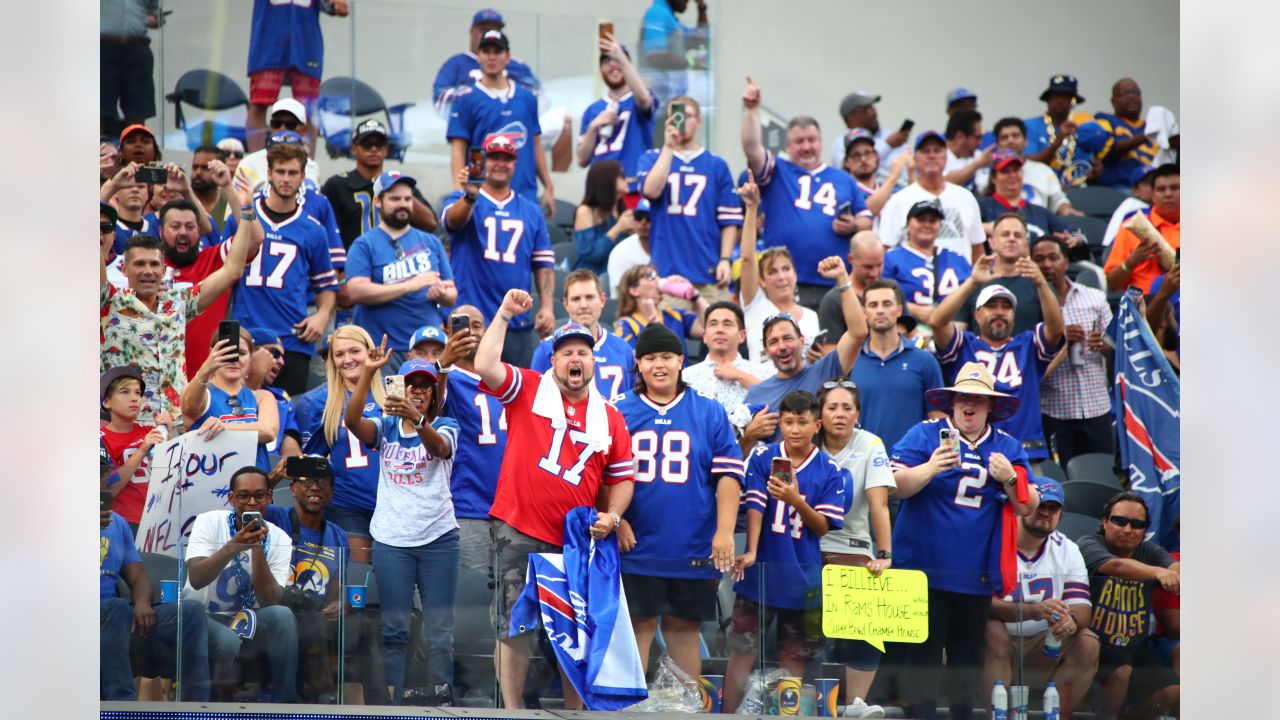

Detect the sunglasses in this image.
[270,118,302,131]
[226,394,242,412]
[100,221,115,235]
[231,491,270,503]
[822,378,857,390]
[1106,514,1150,530]
[357,138,388,149]
[643,270,658,281]
[265,346,284,360]
[291,476,333,488]
[225,151,245,159]
[389,237,406,261]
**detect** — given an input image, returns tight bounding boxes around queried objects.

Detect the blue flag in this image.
[1109,296,1180,550]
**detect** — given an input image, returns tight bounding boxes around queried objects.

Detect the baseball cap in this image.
[472,8,504,27]
[216,137,246,156]
[373,170,416,196]
[100,365,144,401]
[838,91,881,119]
[266,130,305,147]
[246,326,281,348]
[1073,121,1111,155]
[632,198,652,218]
[991,149,1024,171]
[483,134,518,157]
[907,199,945,220]
[100,201,118,225]
[1129,165,1156,187]
[946,87,978,107]
[843,128,877,153]
[353,119,389,144]
[478,29,510,51]
[551,322,595,352]
[269,97,307,124]
[399,358,439,382]
[913,130,946,151]
[119,124,156,144]
[1034,478,1065,506]
[410,325,448,350]
[975,284,1018,309]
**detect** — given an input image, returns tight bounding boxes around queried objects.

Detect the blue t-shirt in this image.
[443,189,554,331]
[264,504,350,609]
[581,91,660,180]
[431,52,540,106]
[101,512,142,599]
[641,0,689,56]
[851,340,945,451]
[744,350,848,441]
[882,244,973,307]
[194,384,271,471]
[346,227,454,351]
[937,324,1063,462]
[446,82,543,201]
[615,389,745,579]
[248,0,324,78]
[637,148,744,284]
[531,327,635,400]
[890,418,1031,595]
[734,443,847,609]
[442,367,507,519]
[297,386,383,513]
[977,196,1066,241]
[754,151,868,286]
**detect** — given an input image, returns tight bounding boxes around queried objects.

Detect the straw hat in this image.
[924,362,1020,421]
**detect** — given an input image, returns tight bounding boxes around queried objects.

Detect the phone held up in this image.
[218,320,241,353]
[286,455,328,480]
[467,147,484,184]
[899,118,915,134]
[241,511,263,531]
[598,21,613,41]
[669,102,687,134]
[771,456,792,481]
[940,427,961,455]
[450,313,471,337]
[384,374,406,399]
[134,162,168,185]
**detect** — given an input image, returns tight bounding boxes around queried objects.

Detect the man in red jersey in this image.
[474,288,636,710]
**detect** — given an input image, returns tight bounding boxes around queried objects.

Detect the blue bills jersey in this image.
[446,82,543,201]
[734,443,847,610]
[248,0,324,78]
[754,151,868,286]
[882,245,973,306]
[531,326,635,401]
[637,148,743,284]
[442,367,508,520]
[614,390,745,579]
[219,189,346,272]
[296,386,383,513]
[431,52,540,109]
[581,91,660,180]
[937,324,1063,462]
[890,417,1032,595]
[443,189,554,331]
[346,227,454,351]
[193,385,271,471]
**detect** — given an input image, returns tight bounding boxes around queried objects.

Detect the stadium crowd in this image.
[100,2,1181,718]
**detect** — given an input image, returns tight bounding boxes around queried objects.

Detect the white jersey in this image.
[819,430,896,558]
[1000,530,1092,637]
[875,182,985,260]
[181,510,293,613]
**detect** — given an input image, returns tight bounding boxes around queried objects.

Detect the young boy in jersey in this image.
[723,390,848,713]
[100,365,170,534]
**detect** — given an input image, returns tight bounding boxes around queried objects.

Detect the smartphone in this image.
[384,374,406,398]
[218,320,241,351]
[771,457,792,480]
[101,490,114,513]
[670,102,687,134]
[598,21,614,41]
[899,118,915,133]
[982,239,993,255]
[837,200,852,217]
[287,455,329,479]
[467,146,484,184]
[241,511,263,531]
[450,313,471,337]
[1126,285,1144,304]
[1175,246,1180,265]
[940,428,962,454]
[135,163,168,185]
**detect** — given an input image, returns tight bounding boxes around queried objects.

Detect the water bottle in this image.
[1043,682,1060,720]
[599,99,618,142]
[991,680,1008,720]
[1044,615,1062,659]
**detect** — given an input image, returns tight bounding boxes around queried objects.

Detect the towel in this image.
[530,368,611,449]
[1144,106,1179,165]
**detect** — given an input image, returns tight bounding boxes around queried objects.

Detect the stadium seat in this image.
[117,552,180,604]
[1066,452,1119,482]
[316,77,415,161]
[164,69,249,150]
[1067,186,1130,219]
[1054,214,1110,248]
[1067,260,1107,290]
[552,199,577,230]
[272,483,293,507]
[601,298,619,325]
[454,568,496,655]
[548,224,572,258]
[1063,479,1122,518]
[1056,511,1102,545]
[1040,459,1067,483]
[553,268,569,301]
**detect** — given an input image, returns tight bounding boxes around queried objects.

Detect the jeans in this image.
[373,529,459,702]
[101,598,211,701]
[206,604,299,702]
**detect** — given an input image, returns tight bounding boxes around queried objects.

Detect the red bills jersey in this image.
[172,244,230,380]
[481,364,634,546]
[100,424,155,523]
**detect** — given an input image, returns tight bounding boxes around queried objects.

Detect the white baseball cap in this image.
[975,284,1018,309]
[268,98,307,124]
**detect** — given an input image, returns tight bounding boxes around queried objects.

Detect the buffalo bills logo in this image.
[390,461,416,473]
[485,122,529,150]
[965,370,983,379]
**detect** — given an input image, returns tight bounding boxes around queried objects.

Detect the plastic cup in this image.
[160,580,178,604]
[814,678,840,717]
[699,675,723,713]
[777,677,802,716]
[346,584,367,609]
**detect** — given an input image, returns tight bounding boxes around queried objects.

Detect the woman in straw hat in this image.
[883,361,1041,719]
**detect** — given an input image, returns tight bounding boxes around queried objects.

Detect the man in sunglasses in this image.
[1076,492,1180,720]
[246,327,303,466]
[235,99,321,195]
[321,119,438,250]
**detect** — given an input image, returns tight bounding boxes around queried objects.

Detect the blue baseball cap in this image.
[1129,164,1156,187]
[1035,478,1065,506]
[246,326,281,348]
[410,325,448,349]
[914,130,946,151]
[551,322,595,352]
[472,8,504,27]
[398,358,438,382]
[632,198,652,217]
[946,87,978,107]
[373,170,416,196]
[1073,121,1111,155]
[266,130,304,147]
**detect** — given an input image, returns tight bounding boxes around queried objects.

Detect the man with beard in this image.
[931,252,1064,467]
[531,270,635,400]
[321,120,437,249]
[139,160,219,247]
[190,144,236,236]
[345,171,456,369]
[577,31,658,180]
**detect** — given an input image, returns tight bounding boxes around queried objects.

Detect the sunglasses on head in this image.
[226,394,242,412]
[641,269,658,281]
[822,378,857,391]
[270,117,302,131]
[1107,514,1150,530]
[100,221,115,235]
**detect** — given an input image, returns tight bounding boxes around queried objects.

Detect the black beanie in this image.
[634,322,684,358]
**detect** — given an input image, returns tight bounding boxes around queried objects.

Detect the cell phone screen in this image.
[467,147,484,183]
[670,103,687,134]
[598,22,613,40]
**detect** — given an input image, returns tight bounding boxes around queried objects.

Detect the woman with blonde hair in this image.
[292,325,386,563]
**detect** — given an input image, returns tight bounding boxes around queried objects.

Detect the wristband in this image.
[239,204,253,211]
[718,257,731,263]
[836,281,853,293]
[497,313,512,323]
[412,413,426,430]
[239,211,256,220]
[607,512,622,528]
[463,193,476,205]
[875,550,892,560]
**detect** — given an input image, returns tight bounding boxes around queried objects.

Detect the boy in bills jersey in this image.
[637,96,742,300]
[741,76,871,309]
[100,366,172,532]
[578,33,658,181]
[882,199,973,320]
[474,291,635,710]
[724,391,847,713]
[984,479,1099,718]
[613,323,744,680]
[930,253,1064,464]
[531,270,634,400]
[442,135,556,367]
[888,362,1040,719]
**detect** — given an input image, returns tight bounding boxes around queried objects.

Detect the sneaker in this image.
[842,697,886,718]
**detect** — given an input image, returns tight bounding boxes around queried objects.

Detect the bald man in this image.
[818,231,884,353]
[1094,78,1160,188]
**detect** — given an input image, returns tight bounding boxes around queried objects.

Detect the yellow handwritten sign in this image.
[821,566,929,651]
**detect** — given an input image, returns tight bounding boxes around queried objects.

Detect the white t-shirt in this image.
[1022,160,1069,213]
[999,531,1092,637]
[370,416,460,547]
[181,510,292,613]
[945,148,987,194]
[875,182,985,260]
[743,290,822,364]
[819,430,896,557]
[1103,197,1149,247]
[606,234,651,299]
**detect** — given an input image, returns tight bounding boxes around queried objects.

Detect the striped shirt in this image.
[1041,281,1113,419]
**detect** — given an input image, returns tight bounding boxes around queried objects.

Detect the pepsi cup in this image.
[160,580,178,604]
[346,584,367,609]
[814,678,840,717]
[700,675,724,713]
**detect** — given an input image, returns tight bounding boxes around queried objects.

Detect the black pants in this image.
[273,351,316,398]
[1042,412,1115,467]
[884,589,991,719]
[101,38,155,130]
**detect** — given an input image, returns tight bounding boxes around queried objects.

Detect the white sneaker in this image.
[841,697,886,718]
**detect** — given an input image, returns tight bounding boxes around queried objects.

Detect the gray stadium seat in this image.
[1055,214,1109,248]
[1067,260,1106,290]
[1067,186,1130,219]
[1063,479,1122,518]
[1040,460,1067,483]
[1066,452,1119,482]
[1056,512,1102,545]
[272,483,294,507]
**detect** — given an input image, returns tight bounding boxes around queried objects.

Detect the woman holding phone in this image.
[181,327,279,471]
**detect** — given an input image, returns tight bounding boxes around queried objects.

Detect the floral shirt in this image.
[100,283,203,425]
